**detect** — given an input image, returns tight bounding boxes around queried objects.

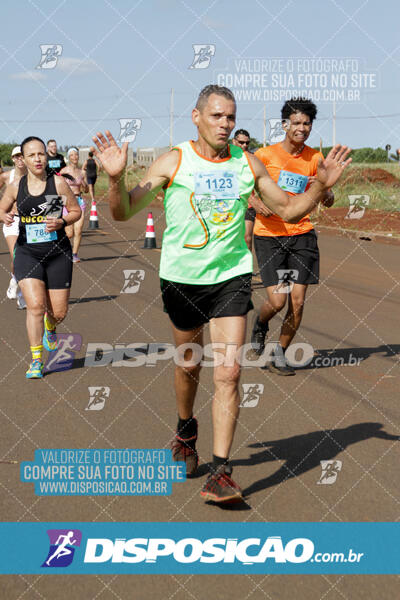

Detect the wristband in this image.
[61,217,68,227]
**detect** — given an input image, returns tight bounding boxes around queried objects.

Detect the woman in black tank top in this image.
[0,136,81,379]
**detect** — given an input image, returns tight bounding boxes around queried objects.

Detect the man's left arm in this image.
[247,145,351,223]
[311,152,334,207]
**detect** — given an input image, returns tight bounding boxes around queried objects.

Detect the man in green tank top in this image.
[92,85,351,504]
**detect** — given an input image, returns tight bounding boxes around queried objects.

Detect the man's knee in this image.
[289,294,306,313]
[214,364,241,388]
[266,293,286,313]
[177,363,202,380]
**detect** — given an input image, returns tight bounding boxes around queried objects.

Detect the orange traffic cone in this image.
[143,212,156,249]
[89,199,99,229]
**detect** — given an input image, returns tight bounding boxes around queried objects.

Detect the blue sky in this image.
[1,0,400,152]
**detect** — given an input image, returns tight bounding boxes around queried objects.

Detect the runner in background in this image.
[0,136,81,379]
[232,129,274,251]
[82,151,100,204]
[0,146,27,308]
[92,85,350,503]
[46,139,66,176]
[251,97,334,375]
[60,148,88,263]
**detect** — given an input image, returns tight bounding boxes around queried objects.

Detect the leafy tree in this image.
[313,146,390,163]
[0,143,17,166]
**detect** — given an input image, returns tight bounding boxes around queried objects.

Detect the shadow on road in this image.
[69,295,118,304]
[296,344,400,370]
[230,423,399,497]
[79,255,138,262]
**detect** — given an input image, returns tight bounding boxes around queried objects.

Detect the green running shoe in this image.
[26,360,44,379]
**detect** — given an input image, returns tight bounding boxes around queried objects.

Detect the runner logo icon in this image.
[345,195,370,219]
[268,119,288,143]
[317,460,342,485]
[36,45,63,70]
[118,119,142,143]
[189,45,216,69]
[240,383,264,407]
[86,386,110,411]
[121,269,145,294]
[42,529,82,568]
[274,269,299,294]
[44,334,82,373]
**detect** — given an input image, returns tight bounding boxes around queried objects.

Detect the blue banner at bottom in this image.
[0,523,398,574]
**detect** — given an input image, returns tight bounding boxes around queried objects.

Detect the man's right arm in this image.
[109,150,179,221]
[92,131,179,221]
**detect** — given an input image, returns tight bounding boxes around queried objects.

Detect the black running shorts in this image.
[254,230,319,287]
[14,244,73,289]
[160,273,253,331]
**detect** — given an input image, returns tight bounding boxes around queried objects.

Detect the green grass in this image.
[331,163,400,212]
[95,167,145,202]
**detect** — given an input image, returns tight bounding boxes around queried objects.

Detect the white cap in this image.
[11,146,22,157]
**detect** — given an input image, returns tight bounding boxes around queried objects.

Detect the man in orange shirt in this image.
[231,128,272,251]
[251,98,334,375]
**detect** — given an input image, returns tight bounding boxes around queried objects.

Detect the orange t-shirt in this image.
[254,143,323,237]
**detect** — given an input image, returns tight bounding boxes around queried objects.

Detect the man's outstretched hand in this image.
[316,144,352,189]
[91,131,128,178]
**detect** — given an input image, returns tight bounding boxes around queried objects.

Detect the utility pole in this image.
[332,100,336,146]
[263,104,266,147]
[169,88,174,149]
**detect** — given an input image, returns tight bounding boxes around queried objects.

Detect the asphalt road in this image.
[1,203,399,599]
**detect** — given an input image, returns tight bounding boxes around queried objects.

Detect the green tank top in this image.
[159,140,255,284]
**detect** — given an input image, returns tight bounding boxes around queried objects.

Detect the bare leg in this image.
[65,224,73,241]
[45,288,71,329]
[88,183,95,203]
[170,323,204,419]
[72,211,85,255]
[209,315,247,458]
[259,284,287,325]
[18,279,47,346]
[279,283,307,349]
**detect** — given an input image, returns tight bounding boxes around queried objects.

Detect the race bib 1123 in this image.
[194,171,239,199]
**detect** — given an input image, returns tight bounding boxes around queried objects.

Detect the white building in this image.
[136,147,169,167]
[77,146,135,166]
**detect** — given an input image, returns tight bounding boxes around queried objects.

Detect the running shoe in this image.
[268,346,295,376]
[6,277,18,299]
[250,314,269,356]
[16,291,26,310]
[171,419,198,477]
[43,318,58,352]
[72,254,81,263]
[26,360,44,379]
[200,464,243,503]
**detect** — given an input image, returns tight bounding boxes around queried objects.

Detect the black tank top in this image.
[16,174,69,254]
[86,158,97,178]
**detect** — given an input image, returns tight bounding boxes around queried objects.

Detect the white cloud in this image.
[10,70,46,81]
[202,17,227,30]
[56,57,99,74]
